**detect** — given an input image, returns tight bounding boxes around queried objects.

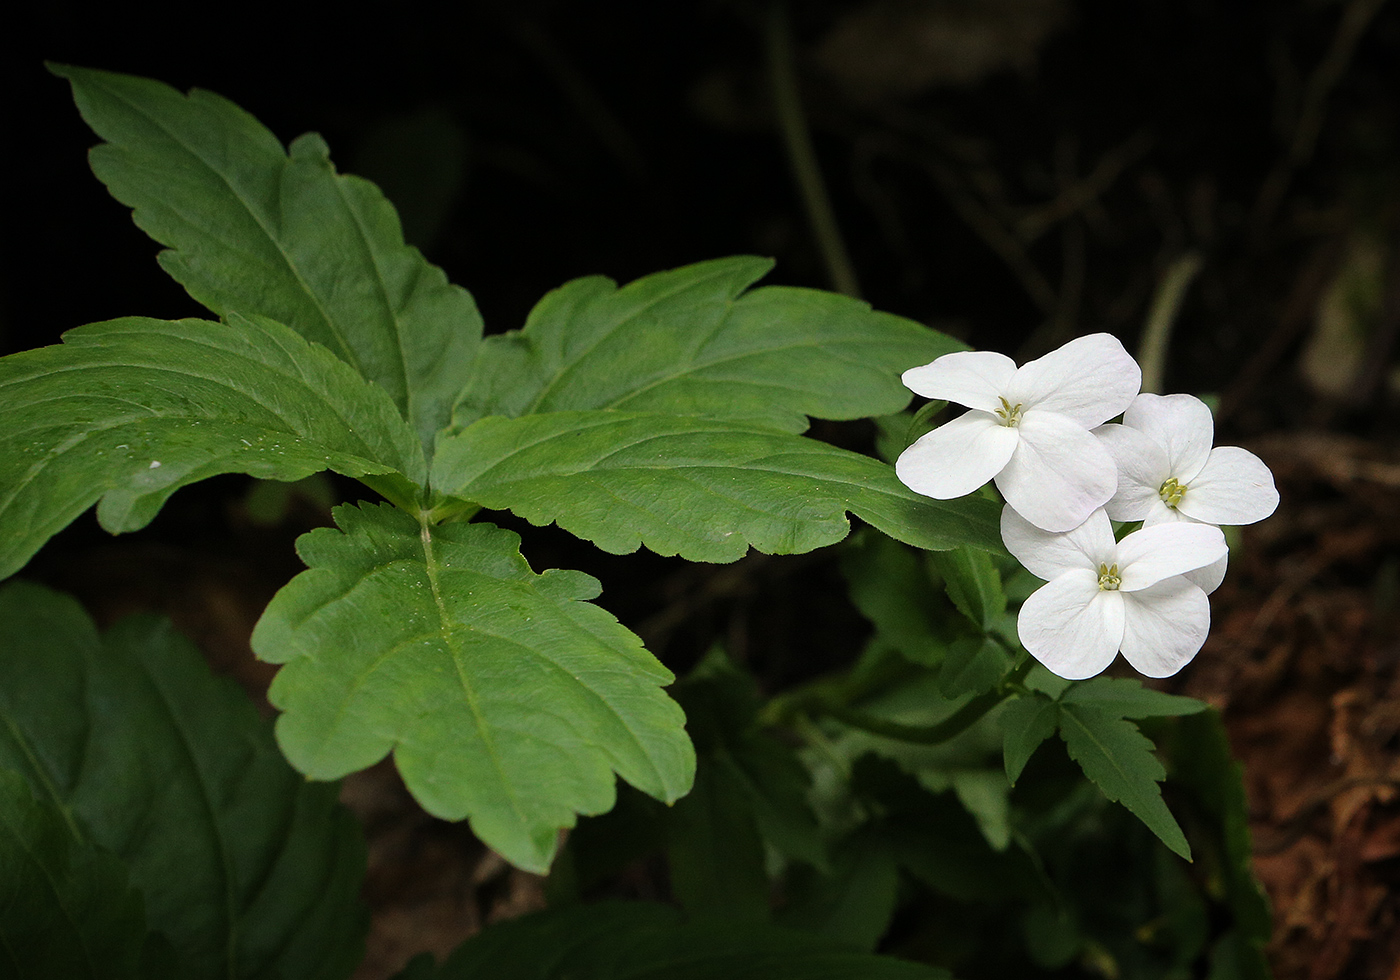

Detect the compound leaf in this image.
[453,257,961,432]
[434,901,952,979]
[1057,703,1190,860]
[0,581,366,980]
[252,502,694,873]
[839,531,946,667]
[931,546,1005,632]
[431,411,1002,562]
[54,63,481,450]
[0,313,426,581]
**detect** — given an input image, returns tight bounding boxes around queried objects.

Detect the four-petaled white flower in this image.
[896,334,1141,532]
[1095,393,1279,593]
[1001,506,1229,679]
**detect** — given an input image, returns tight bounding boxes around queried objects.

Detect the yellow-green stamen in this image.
[1097,562,1121,591]
[1159,477,1186,508]
[994,396,1024,427]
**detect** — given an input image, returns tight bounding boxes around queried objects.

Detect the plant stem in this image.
[823,691,1002,746]
[766,1,860,298]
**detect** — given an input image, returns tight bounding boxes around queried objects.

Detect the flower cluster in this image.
[897,334,1278,680]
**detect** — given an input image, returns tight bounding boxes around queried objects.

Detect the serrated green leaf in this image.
[432,411,1002,561]
[1060,677,1209,719]
[434,901,952,979]
[1057,703,1191,860]
[0,581,365,980]
[666,753,770,922]
[0,313,426,581]
[1000,695,1059,786]
[840,532,946,666]
[931,546,1006,631]
[453,257,962,432]
[0,769,167,979]
[938,636,1012,698]
[253,502,694,873]
[54,64,482,451]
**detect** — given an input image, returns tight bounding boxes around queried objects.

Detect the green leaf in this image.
[937,636,1012,699]
[432,411,1003,561]
[673,652,825,870]
[433,901,953,979]
[0,769,169,980]
[1057,704,1191,860]
[840,531,946,667]
[0,581,366,980]
[453,257,961,432]
[54,64,483,451]
[1000,695,1059,786]
[0,313,426,581]
[665,754,770,922]
[252,502,694,873]
[930,546,1006,632]
[1060,677,1209,719]
[779,831,899,951]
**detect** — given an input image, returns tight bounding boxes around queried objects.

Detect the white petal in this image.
[902,350,1019,413]
[895,411,1019,499]
[1119,578,1211,677]
[1006,333,1141,427]
[1018,571,1124,680]
[1122,393,1214,483]
[1176,446,1279,525]
[995,412,1118,532]
[1000,505,1115,581]
[1116,523,1227,591]
[1141,501,1189,526]
[1185,552,1228,594]
[1095,423,1170,521]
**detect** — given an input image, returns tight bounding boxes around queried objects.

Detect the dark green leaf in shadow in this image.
[0,582,365,980]
[0,769,173,979]
[432,901,953,979]
[779,830,899,952]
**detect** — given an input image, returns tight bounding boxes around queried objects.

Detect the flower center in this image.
[1097,562,1121,591]
[994,396,1024,427]
[1159,477,1186,509]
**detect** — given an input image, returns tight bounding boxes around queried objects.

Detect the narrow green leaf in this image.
[931,546,1006,631]
[1057,703,1191,860]
[0,769,165,980]
[1000,695,1060,786]
[453,256,962,432]
[432,411,1002,562]
[0,313,426,580]
[666,754,770,922]
[434,901,953,979]
[0,581,366,980]
[1060,677,1209,719]
[840,531,946,667]
[54,64,483,450]
[253,502,694,873]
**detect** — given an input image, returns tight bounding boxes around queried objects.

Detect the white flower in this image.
[1001,506,1228,679]
[895,333,1141,532]
[1095,393,1278,593]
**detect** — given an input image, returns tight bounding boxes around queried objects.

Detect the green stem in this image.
[766,1,860,298]
[824,691,1001,746]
